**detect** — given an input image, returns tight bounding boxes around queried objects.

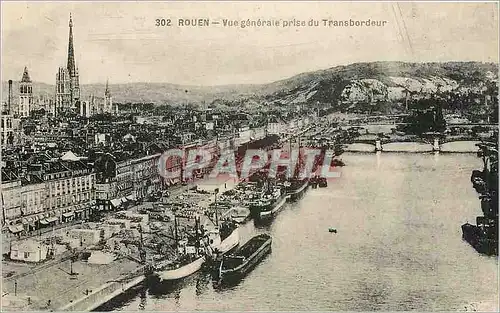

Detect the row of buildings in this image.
[1,108,313,238]
[2,155,96,235]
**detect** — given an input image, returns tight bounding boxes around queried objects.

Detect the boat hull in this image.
[462,223,498,256]
[155,256,206,281]
[259,195,289,219]
[232,215,250,224]
[287,181,308,201]
[218,228,240,254]
[219,236,272,282]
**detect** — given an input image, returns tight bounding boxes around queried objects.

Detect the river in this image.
[99,153,498,311]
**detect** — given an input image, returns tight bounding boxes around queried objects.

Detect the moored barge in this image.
[218,234,272,282]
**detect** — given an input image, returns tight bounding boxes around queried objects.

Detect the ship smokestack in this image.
[8,79,13,114]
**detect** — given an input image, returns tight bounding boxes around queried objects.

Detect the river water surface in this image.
[101,153,498,311]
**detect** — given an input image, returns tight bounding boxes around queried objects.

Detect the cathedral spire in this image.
[67,13,76,75]
[105,79,110,96]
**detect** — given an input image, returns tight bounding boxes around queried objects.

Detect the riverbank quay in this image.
[2,256,144,311]
[0,128,312,312]
[1,176,239,312]
[57,265,145,311]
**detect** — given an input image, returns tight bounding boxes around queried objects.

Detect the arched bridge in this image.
[347,135,482,153]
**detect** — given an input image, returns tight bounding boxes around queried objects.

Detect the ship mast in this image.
[194,216,198,248]
[174,216,179,249]
[214,188,219,226]
[138,224,146,264]
[180,149,184,184]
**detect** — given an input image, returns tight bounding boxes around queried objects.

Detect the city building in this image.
[34,95,56,115]
[10,239,49,263]
[94,150,163,210]
[131,153,162,200]
[267,117,286,135]
[55,14,80,114]
[235,125,251,146]
[0,114,19,146]
[43,160,96,223]
[20,175,46,231]
[80,81,115,117]
[102,80,114,114]
[1,159,96,236]
[1,170,22,229]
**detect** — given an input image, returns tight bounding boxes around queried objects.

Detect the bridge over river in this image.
[346,135,483,153]
[345,122,498,136]
[340,120,497,153]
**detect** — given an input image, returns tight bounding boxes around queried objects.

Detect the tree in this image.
[399,105,446,135]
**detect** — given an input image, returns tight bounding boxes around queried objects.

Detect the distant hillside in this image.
[260,61,498,105]
[1,81,264,105]
[2,62,498,108]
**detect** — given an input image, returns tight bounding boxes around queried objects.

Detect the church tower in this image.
[55,13,81,114]
[104,79,113,114]
[19,66,33,117]
[67,14,80,106]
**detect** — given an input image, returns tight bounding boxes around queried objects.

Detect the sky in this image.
[1,1,498,86]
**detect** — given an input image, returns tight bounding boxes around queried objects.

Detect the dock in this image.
[2,257,145,311]
[57,270,145,311]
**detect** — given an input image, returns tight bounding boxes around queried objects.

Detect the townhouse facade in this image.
[95,152,162,211]
[2,159,96,236]
[0,114,21,147]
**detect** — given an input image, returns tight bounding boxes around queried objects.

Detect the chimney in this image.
[8,79,13,114]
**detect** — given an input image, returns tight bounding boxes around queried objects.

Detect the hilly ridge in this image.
[2,61,498,108]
